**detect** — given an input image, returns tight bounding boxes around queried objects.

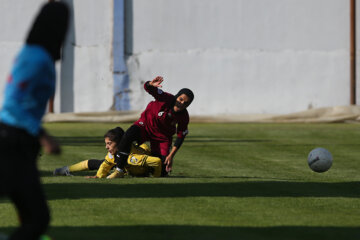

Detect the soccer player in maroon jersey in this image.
[108,76,194,178]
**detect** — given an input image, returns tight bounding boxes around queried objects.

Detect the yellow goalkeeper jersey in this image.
[96,143,161,178]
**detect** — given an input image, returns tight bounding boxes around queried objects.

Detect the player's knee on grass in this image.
[116,125,141,169]
[145,156,162,177]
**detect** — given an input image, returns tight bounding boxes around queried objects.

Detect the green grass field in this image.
[0,122,360,240]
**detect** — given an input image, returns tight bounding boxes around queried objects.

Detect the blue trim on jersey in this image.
[0,45,55,136]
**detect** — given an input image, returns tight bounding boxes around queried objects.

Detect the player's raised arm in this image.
[144,76,173,102]
[149,76,163,88]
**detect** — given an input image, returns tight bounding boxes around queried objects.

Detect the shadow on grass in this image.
[43,181,360,200]
[1,225,359,240]
[40,170,97,177]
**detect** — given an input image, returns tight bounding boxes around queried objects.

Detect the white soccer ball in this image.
[307,147,333,173]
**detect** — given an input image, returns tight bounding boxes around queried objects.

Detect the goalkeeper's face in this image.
[105,137,118,155]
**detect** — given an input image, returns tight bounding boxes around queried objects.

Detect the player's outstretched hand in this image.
[149,76,163,88]
[164,155,173,173]
[40,133,61,155]
[85,176,98,179]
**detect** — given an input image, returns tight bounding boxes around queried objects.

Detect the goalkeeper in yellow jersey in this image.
[53,127,162,178]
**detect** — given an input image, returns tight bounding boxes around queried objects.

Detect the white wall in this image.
[57,0,114,113]
[126,0,350,115]
[0,0,43,107]
[0,0,355,116]
[0,0,115,113]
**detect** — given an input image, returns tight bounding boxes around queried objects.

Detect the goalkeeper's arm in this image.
[96,160,115,178]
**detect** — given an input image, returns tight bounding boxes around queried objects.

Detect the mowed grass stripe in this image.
[0,122,359,239]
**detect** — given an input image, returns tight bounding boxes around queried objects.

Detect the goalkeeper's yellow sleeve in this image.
[95,153,116,178]
[96,160,114,178]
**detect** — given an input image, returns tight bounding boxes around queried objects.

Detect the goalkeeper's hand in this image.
[85,175,98,179]
[107,168,125,179]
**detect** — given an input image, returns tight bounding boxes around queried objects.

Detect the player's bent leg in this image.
[145,156,162,177]
[159,155,168,177]
[150,141,171,177]
[116,125,142,169]
[68,160,88,172]
[87,159,104,170]
[54,159,104,176]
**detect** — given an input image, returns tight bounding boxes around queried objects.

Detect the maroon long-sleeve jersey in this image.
[134,82,189,142]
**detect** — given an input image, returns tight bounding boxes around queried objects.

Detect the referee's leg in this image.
[9,155,50,240]
[9,172,50,240]
[3,129,50,240]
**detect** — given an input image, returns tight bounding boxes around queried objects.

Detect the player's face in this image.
[104,137,118,155]
[174,94,190,112]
